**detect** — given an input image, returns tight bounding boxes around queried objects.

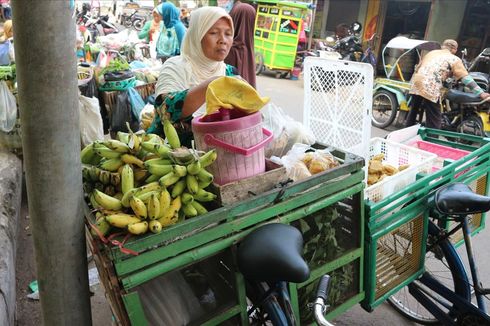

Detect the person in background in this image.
[180,8,190,28]
[156,2,186,59]
[147,6,236,147]
[224,1,256,88]
[406,39,490,129]
[0,0,11,20]
[138,8,164,43]
[0,20,14,65]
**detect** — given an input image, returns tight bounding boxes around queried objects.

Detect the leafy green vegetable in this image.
[100,58,130,76]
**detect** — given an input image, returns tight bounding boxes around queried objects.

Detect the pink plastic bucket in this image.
[191,110,273,185]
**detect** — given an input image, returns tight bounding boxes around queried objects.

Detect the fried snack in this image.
[382,164,398,176]
[371,153,385,161]
[367,173,380,185]
[368,160,384,174]
[398,164,410,171]
[308,159,330,174]
[301,152,315,166]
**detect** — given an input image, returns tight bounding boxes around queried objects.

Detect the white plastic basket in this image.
[365,137,437,203]
[303,57,373,160]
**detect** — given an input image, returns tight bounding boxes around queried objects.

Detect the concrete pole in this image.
[12,1,92,325]
[307,0,318,50]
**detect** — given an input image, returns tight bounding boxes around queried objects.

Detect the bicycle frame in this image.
[409,215,490,324]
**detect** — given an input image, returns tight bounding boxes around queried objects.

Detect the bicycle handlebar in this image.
[313,274,335,326]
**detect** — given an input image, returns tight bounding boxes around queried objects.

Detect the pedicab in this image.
[253,0,311,78]
[371,36,440,128]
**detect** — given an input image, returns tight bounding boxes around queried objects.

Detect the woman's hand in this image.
[181,76,223,118]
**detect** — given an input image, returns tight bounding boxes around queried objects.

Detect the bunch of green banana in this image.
[82,122,219,238]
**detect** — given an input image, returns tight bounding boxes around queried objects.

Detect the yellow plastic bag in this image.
[205,76,270,115]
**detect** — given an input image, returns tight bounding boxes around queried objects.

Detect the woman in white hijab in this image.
[148,6,236,147]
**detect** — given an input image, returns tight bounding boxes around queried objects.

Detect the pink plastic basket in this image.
[409,140,470,172]
[192,110,273,185]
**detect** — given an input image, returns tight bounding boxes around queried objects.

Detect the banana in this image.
[163,118,181,149]
[196,168,214,184]
[102,139,130,153]
[109,172,121,187]
[121,188,139,207]
[82,164,92,181]
[191,201,208,215]
[186,174,199,195]
[121,164,134,195]
[147,193,161,220]
[171,180,186,198]
[117,131,130,144]
[99,158,124,172]
[130,196,147,219]
[88,165,99,181]
[98,169,111,185]
[193,188,217,202]
[141,142,172,157]
[182,203,198,218]
[158,196,181,226]
[126,124,141,152]
[114,192,124,200]
[93,143,122,159]
[197,179,213,189]
[133,168,149,183]
[181,192,194,205]
[159,188,171,216]
[145,133,163,144]
[128,221,148,235]
[159,172,180,187]
[144,158,172,166]
[121,154,145,169]
[147,164,173,177]
[186,161,202,175]
[105,213,141,228]
[173,165,187,177]
[136,190,161,203]
[90,217,111,237]
[198,149,217,168]
[144,174,160,184]
[134,181,161,197]
[81,143,97,164]
[149,220,162,234]
[89,193,102,209]
[93,189,123,210]
[104,185,116,197]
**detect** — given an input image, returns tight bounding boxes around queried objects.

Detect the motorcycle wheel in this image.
[456,114,484,143]
[132,18,145,31]
[371,89,398,129]
[123,18,133,28]
[255,52,264,75]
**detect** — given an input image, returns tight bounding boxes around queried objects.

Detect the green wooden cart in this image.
[254,0,309,78]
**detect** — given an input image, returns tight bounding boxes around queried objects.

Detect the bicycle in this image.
[387,182,490,325]
[236,223,335,325]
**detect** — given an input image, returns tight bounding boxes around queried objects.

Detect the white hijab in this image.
[155,6,234,96]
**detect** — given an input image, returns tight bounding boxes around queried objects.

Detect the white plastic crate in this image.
[303,57,373,160]
[366,137,437,203]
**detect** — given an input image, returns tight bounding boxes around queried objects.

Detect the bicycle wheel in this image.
[246,281,292,326]
[388,221,471,324]
[371,89,398,128]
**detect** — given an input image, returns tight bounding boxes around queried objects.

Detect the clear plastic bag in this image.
[79,95,104,146]
[262,103,315,158]
[0,80,17,132]
[270,143,339,182]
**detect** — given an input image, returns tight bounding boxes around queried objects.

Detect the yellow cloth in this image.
[205,76,269,115]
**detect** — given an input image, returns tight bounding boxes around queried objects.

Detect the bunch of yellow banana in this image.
[82,120,218,238]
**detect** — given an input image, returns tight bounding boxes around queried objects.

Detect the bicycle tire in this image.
[246,281,292,326]
[387,221,471,325]
[371,89,398,128]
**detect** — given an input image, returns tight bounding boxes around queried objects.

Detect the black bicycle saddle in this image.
[434,183,490,216]
[237,223,310,283]
[446,89,482,104]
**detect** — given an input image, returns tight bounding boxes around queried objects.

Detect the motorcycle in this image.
[332,22,364,61]
[462,47,490,92]
[120,9,147,31]
[84,15,120,42]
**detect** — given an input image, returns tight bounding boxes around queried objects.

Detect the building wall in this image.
[426,0,466,43]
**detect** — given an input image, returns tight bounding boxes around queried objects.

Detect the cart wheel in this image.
[371,90,398,129]
[255,52,264,75]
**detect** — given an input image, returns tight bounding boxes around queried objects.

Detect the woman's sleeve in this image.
[175,24,186,52]
[157,89,190,122]
[138,21,151,41]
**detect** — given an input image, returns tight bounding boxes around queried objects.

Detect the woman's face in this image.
[153,11,162,22]
[201,17,233,61]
